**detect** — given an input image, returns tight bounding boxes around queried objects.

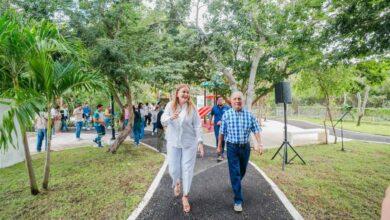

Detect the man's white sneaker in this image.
[234,203,243,212]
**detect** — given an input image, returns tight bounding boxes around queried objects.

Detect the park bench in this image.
[287,128,329,146]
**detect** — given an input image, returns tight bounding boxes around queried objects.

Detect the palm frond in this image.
[0,89,44,151]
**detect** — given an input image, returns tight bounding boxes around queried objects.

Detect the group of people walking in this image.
[34,102,111,150]
[33,83,264,214]
[162,84,264,213]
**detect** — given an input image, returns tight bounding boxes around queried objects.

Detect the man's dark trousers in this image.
[214,125,225,155]
[226,142,250,205]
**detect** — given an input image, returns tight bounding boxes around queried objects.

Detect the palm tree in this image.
[27,21,102,189]
[0,11,41,195]
[1,11,102,193]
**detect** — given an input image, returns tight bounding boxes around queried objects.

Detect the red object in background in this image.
[198,106,212,117]
[206,94,215,100]
[198,106,213,132]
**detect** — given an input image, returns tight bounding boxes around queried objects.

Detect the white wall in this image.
[0,104,25,168]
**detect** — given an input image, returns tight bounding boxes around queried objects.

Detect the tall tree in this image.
[29,34,101,189]
[351,60,388,126]
[197,0,320,108]
[296,64,354,143]
[0,11,42,195]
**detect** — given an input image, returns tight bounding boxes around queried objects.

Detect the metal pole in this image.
[284,102,288,165]
[341,120,344,151]
[204,89,206,107]
[111,95,115,140]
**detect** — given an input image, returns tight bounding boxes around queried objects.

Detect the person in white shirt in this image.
[151,104,160,135]
[144,102,152,126]
[35,111,48,152]
[50,106,60,136]
[73,103,84,140]
[161,84,204,213]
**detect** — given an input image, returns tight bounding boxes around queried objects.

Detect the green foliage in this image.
[349,60,389,93]
[252,141,390,219]
[0,10,101,150]
[325,0,389,58]
[295,65,354,99]
[0,144,164,218]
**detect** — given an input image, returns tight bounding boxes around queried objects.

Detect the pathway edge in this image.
[127,142,168,220]
[249,161,304,220]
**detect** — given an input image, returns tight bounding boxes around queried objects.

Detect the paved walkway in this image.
[26,125,301,219]
[27,128,116,154]
[136,131,300,220]
[202,119,340,148]
[277,119,390,144]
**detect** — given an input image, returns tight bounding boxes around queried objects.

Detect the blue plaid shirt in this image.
[220,108,261,144]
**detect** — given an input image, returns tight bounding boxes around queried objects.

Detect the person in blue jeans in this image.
[82,102,91,130]
[133,105,143,146]
[73,103,84,140]
[60,105,69,132]
[210,97,230,162]
[218,91,264,212]
[35,112,48,152]
[151,104,160,135]
[93,104,106,147]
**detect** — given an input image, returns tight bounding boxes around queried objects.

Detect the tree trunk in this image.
[343,93,347,106]
[246,47,264,111]
[113,91,124,110]
[42,109,52,189]
[325,97,337,144]
[195,0,200,28]
[323,120,328,144]
[208,52,238,92]
[109,91,133,153]
[21,129,40,195]
[109,121,132,153]
[356,86,370,126]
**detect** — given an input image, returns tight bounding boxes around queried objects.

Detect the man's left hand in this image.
[254,143,264,156]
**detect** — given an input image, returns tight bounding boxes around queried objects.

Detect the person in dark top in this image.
[210,97,230,162]
[133,105,143,147]
[156,105,165,152]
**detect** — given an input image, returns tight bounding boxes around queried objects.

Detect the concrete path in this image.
[278,119,390,144]
[202,119,340,148]
[136,131,301,220]
[26,125,301,219]
[27,128,116,154]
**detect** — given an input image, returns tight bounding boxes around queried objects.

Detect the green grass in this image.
[0,142,164,219]
[290,116,390,136]
[251,141,390,220]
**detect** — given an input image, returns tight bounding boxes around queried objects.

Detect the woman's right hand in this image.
[171,110,179,120]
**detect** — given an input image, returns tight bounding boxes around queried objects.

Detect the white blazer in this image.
[161,102,203,149]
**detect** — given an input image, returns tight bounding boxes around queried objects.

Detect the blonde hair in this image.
[172,84,195,115]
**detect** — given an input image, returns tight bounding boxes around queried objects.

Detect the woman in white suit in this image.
[161,84,204,213]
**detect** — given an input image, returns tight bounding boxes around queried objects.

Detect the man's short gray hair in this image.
[230,91,244,100]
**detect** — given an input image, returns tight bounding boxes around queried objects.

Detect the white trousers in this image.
[167,145,197,196]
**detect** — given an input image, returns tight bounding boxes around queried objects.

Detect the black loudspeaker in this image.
[275,82,292,104]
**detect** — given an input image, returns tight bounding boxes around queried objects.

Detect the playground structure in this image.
[198,94,216,132]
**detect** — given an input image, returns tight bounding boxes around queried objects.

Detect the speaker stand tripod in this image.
[334,107,353,152]
[271,102,306,170]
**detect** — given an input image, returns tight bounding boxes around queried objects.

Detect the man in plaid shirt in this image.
[218,91,264,212]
